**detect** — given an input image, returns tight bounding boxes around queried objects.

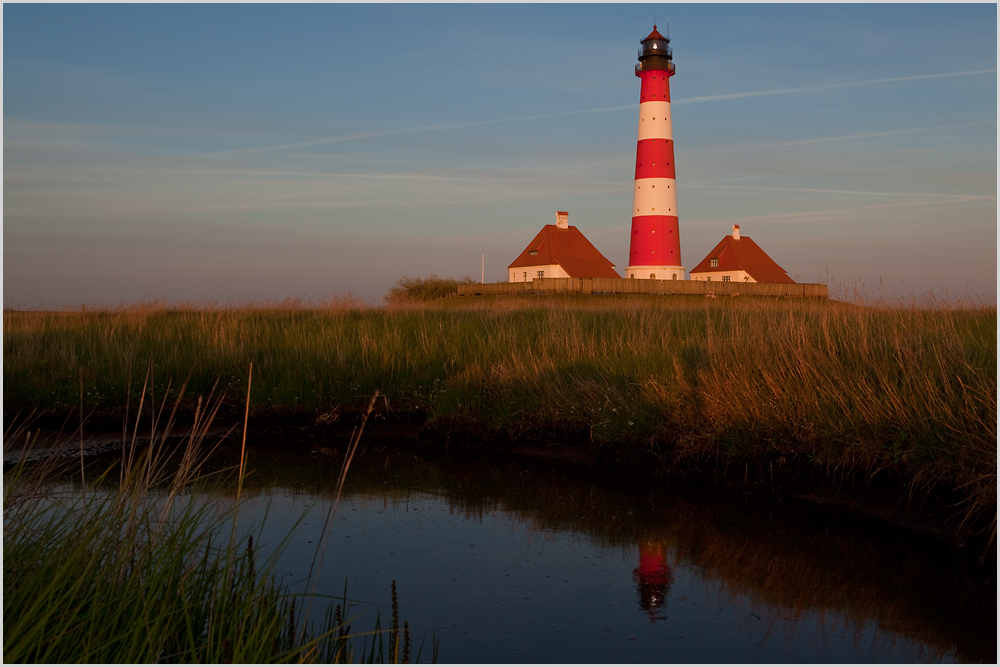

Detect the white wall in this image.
[689,270,754,283]
[508,264,568,282]
[624,266,685,280]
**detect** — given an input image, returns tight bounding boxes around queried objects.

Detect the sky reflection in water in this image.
[218,443,989,663]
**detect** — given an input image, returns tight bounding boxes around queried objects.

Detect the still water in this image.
[43,430,991,663]
[179,433,995,664]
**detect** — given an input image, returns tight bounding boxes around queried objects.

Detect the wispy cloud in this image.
[693,120,996,154]
[673,68,997,105]
[208,104,638,158]
[7,68,991,169]
[685,183,997,201]
[193,68,994,158]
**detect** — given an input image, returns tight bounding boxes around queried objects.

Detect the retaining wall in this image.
[458,278,827,298]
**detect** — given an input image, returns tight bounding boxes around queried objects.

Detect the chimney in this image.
[732,224,740,240]
[556,211,569,229]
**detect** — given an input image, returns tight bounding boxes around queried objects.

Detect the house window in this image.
[523,272,528,281]
[649,273,656,279]
[529,250,538,256]
[537,270,544,279]
[672,273,677,280]
[710,258,719,268]
[707,276,712,282]
[723,276,730,282]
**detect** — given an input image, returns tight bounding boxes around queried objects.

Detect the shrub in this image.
[384,274,476,303]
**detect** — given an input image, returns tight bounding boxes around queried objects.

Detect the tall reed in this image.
[3,393,429,663]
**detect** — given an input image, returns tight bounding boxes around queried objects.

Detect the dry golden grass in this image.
[4,293,996,545]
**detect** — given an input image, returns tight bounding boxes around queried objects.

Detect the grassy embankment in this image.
[3,294,996,544]
[3,399,426,663]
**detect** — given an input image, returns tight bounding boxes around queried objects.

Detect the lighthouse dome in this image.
[637,25,673,71]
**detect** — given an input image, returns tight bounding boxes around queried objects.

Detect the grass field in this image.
[3,294,996,545]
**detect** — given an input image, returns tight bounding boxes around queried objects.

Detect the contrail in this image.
[695,120,995,153]
[213,67,992,157]
[673,68,996,104]
[29,66,988,168]
[212,104,637,157]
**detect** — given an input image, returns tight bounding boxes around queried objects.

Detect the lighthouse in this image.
[627,26,684,281]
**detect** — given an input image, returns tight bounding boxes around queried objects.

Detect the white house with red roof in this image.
[689,225,794,284]
[508,212,621,282]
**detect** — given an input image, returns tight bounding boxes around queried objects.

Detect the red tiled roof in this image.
[644,25,666,41]
[508,225,621,279]
[690,234,794,283]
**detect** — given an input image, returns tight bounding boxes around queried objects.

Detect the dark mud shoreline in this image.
[8,405,995,566]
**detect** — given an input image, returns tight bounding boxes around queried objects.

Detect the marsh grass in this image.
[2,393,430,663]
[3,293,996,545]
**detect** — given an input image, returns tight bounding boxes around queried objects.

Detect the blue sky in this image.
[4,4,996,306]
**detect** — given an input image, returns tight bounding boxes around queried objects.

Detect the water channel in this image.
[27,431,999,663]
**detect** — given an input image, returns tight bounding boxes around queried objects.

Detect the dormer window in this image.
[710,258,719,268]
[529,250,538,256]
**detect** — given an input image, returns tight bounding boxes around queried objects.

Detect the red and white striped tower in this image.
[627,26,683,280]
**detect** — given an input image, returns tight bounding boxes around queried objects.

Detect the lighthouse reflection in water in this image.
[633,541,672,621]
